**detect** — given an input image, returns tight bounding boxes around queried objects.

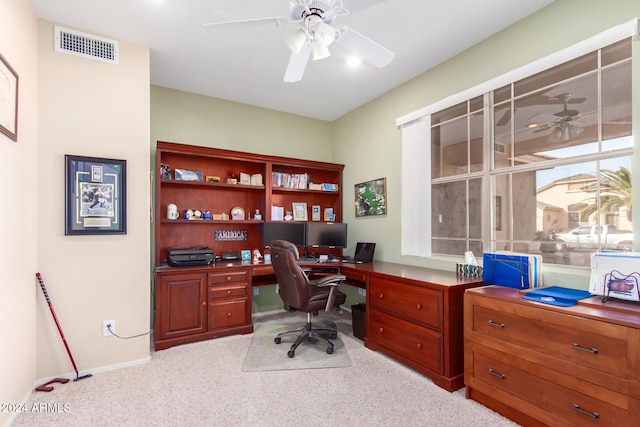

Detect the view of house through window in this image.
[431,38,633,267]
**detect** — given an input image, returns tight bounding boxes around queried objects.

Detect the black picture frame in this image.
[65,155,127,235]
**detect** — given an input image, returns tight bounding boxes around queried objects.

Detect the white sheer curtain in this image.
[400,117,431,257]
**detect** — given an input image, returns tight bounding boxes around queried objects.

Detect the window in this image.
[399,22,636,268]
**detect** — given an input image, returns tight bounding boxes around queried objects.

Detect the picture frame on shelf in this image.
[355,177,387,217]
[292,202,308,221]
[0,52,19,142]
[312,205,321,221]
[65,155,127,235]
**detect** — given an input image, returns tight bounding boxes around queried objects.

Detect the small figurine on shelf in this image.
[284,211,293,221]
[227,169,238,184]
[254,209,262,221]
[253,249,263,264]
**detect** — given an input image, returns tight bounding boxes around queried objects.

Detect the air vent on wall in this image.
[54,26,119,65]
[494,142,506,154]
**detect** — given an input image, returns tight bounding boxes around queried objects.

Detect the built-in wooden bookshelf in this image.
[154,141,344,264]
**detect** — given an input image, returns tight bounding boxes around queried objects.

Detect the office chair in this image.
[269,239,347,358]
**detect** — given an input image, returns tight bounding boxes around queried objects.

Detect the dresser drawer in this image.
[471,303,633,379]
[208,271,248,285]
[369,308,443,374]
[208,284,248,300]
[370,277,443,330]
[470,346,638,427]
[208,299,248,330]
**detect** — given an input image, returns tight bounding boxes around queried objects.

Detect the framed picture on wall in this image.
[355,177,387,217]
[65,155,127,235]
[0,53,19,142]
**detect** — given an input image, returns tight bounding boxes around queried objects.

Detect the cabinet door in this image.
[156,272,207,340]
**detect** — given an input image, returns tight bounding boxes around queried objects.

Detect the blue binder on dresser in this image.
[482,253,530,289]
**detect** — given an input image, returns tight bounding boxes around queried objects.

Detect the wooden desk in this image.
[155,260,483,392]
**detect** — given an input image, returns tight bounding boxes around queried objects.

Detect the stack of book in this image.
[272,172,308,189]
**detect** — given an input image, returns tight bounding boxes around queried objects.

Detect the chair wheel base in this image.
[287,349,295,358]
[274,337,282,344]
[326,347,333,354]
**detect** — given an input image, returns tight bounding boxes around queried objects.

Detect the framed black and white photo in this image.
[65,155,127,235]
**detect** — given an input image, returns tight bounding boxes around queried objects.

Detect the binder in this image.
[482,252,542,289]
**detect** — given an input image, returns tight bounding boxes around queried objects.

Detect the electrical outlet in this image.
[253,287,259,296]
[275,284,280,294]
[103,320,115,337]
[358,288,366,296]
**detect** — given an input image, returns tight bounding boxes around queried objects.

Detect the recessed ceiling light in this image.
[345,56,362,68]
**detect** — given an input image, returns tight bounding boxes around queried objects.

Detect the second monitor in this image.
[305,222,347,248]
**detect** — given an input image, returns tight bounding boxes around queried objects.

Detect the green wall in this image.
[151,0,640,293]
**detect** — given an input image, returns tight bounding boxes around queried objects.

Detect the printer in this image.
[168,246,214,267]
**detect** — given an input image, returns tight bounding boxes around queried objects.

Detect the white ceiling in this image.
[28,0,555,121]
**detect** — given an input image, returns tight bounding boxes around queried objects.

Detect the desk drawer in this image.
[251,265,273,276]
[208,284,248,300]
[370,277,443,330]
[208,299,248,330]
[369,309,443,374]
[208,271,248,285]
[342,269,366,284]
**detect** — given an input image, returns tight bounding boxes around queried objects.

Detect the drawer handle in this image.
[227,312,232,317]
[487,320,505,328]
[226,290,231,295]
[572,404,599,419]
[378,327,384,334]
[416,342,423,349]
[572,343,598,355]
[487,369,506,380]
[378,293,384,299]
[226,276,232,281]
[202,301,206,306]
[416,303,422,310]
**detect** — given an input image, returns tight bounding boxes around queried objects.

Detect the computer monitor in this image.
[263,222,305,247]
[305,222,347,248]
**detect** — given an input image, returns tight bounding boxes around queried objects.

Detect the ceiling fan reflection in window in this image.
[202,0,395,82]
[526,93,587,142]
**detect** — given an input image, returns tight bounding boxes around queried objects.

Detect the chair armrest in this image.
[314,274,346,312]
[314,274,346,287]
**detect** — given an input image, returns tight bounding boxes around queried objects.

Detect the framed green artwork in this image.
[355,177,387,217]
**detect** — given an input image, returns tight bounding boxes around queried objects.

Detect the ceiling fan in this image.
[202,0,395,82]
[527,93,586,142]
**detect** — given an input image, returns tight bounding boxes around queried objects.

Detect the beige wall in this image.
[332,0,640,288]
[36,20,151,380]
[0,1,38,425]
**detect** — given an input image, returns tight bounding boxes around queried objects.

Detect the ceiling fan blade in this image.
[342,0,387,14]
[284,43,312,83]
[496,109,511,127]
[334,25,394,68]
[202,16,289,30]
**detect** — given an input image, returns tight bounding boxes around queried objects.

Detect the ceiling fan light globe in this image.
[569,126,584,138]
[312,40,331,60]
[286,29,308,54]
[314,21,336,46]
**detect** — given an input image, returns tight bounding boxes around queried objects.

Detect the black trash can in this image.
[351,303,366,341]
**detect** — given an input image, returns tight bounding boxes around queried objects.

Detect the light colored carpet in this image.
[242,321,351,372]
[11,310,519,427]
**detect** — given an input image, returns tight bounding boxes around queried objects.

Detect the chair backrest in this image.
[269,239,310,310]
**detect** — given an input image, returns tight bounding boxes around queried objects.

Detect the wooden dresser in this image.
[464,286,640,426]
[362,263,484,392]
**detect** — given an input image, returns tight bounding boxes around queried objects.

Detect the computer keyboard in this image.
[298,257,318,263]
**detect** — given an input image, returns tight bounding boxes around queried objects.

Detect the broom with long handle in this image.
[35,273,92,386]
